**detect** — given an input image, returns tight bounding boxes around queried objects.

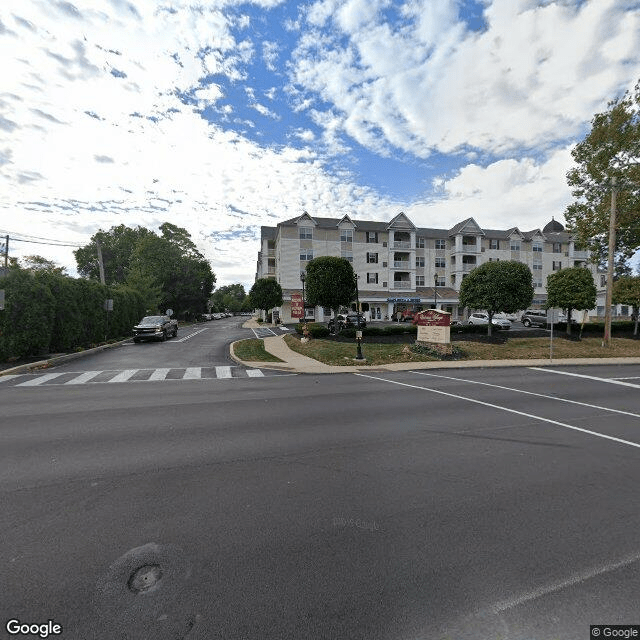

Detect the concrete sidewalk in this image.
[233,320,640,374]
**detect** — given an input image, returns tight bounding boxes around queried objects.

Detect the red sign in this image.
[413,309,450,327]
[291,293,303,319]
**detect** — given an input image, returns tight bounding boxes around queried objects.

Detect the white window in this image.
[534,281,542,288]
[367,273,378,284]
[299,226,313,240]
[553,242,562,253]
[300,250,313,261]
[341,251,353,262]
[600,275,606,287]
[532,263,542,270]
[416,257,425,268]
[490,239,500,250]
[435,257,446,268]
[367,231,378,243]
[367,252,378,264]
[533,243,543,252]
[416,275,425,286]
[436,276,446,286]
[510,241,521,251]
[340,229,353,243]
[435,239,446,250]
[553,261,562,271]
[417,237,425,248]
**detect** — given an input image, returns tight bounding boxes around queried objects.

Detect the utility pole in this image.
[96,240,106,285]
[3,234,8,272]
[603,177,617,348]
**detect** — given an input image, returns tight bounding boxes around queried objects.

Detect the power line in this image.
[8,237,83,248]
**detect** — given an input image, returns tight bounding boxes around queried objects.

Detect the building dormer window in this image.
[340,229,353,243]
[299,227,313,240]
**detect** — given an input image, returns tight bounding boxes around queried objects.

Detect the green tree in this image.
[74,224,153,284]
[304,257,356,330]
[21,255,67,275]
[248,278,283,318]
[565,82,640,268]
[459,261,534,336]
[613,275,640,335]
[210,284,247,312]
[546,267,597,336]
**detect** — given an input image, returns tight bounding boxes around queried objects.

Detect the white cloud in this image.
[291,0,640,157]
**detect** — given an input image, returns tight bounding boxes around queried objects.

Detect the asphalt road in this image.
[2,323,639,640]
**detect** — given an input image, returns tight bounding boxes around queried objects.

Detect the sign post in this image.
[413,309,452,354]
[291,294,303,320]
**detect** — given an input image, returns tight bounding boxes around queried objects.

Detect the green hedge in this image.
[294,322,330,338]
[0,269,148,360]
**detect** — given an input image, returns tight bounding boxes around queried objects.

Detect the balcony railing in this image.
[571,250,589,259]
[393,261,410,269]
[393,241,411,249]
[393,281,412,289]
[462,263,477,271]
[266,250,275,256]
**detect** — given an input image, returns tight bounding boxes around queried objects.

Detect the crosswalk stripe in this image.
[215,366,232,378]
[0,375,23,383]
[65,371,102,385]
[18,373,66,386]
[106,369,139,383]
[246,369,265,377]
[183,367,201,379]
[148,368,171,381]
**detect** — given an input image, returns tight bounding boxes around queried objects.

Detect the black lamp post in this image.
[354,274,365,361]
[433,273,438,309]
[300,271,306,323]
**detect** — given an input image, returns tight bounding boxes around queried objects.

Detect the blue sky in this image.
[1,0,639,290]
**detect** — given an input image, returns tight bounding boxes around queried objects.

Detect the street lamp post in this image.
[300,271,306,323]
[433,273,438,309]
[354,274,365,361]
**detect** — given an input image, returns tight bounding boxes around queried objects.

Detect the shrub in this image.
[295,322,329,338]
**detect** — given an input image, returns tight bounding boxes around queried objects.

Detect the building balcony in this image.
[462,263,477,271]
[392,261,411,269]
[266,250,275,257]
[392,280,412,289]
[393,241,412,249]
[454,246,480,254]
[571,250,589,259]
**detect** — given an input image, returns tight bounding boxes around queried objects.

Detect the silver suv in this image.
[520,310,548,327]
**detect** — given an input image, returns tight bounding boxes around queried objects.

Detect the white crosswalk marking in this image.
[148,368,171,381]
[215,366,232,378]
[65,371,102,385]
[183,367,201,379]
[246,369,265,377]
[0,375,23,383]
[18,373,66,386]
[106,370,139,383]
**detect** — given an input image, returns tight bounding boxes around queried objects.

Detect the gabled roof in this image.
[337,214,356,227]
[387,212,415,230]
[448,217,485,236]
[505,227,523,239]
[295,211,318,226]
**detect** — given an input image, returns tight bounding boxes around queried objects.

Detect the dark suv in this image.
[327,313,367,332]
[520,309,548,328]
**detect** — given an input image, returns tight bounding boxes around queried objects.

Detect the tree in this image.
[565,82,640,268]
[304,257,356,330]
[459,261,534,336]
[74,224,153,284]
[249,278,283,318]
[21,255,67,275]
[210,284,247,313]
[613,275,640,336]
[546,267,597,336]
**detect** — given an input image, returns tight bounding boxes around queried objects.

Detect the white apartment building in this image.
[255,212,605,323]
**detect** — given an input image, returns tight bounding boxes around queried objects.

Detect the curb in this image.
[229,340,295,372]
[0,337,133,376]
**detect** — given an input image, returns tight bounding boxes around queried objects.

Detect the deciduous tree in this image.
[546,267,597,336]
[248,278,283,318]
[613,275,640,335]
[459,261,534,336]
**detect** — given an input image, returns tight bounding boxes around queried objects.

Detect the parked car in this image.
[133,315,178,342]
[327,313,367,332]
[399,309,420,322]
[467,312,512,329]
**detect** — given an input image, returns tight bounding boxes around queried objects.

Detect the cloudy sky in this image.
[1,0,639,290]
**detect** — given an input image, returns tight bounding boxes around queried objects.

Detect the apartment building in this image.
[255,212,603,323]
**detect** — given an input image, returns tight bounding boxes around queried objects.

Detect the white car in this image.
[468,312,512,329]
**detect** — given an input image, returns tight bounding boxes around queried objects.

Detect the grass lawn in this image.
[233,339,285,362]
[284,334,640,366]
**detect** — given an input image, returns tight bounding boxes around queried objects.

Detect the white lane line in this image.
[183,367,201,379]
[354,373,640,450]
[251,328,260,338]
[0,375,23,383]
[215,366,232,378]
[411,371,640,419]
[612,376,640,380]
[148,368,171,381]
[246,369,264,377]
[492,550,640,613]
[65,371,102,385]
[529,367,640,389]
[18,373,66,386]
[174,328,208,343]
[106,370,138,383]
